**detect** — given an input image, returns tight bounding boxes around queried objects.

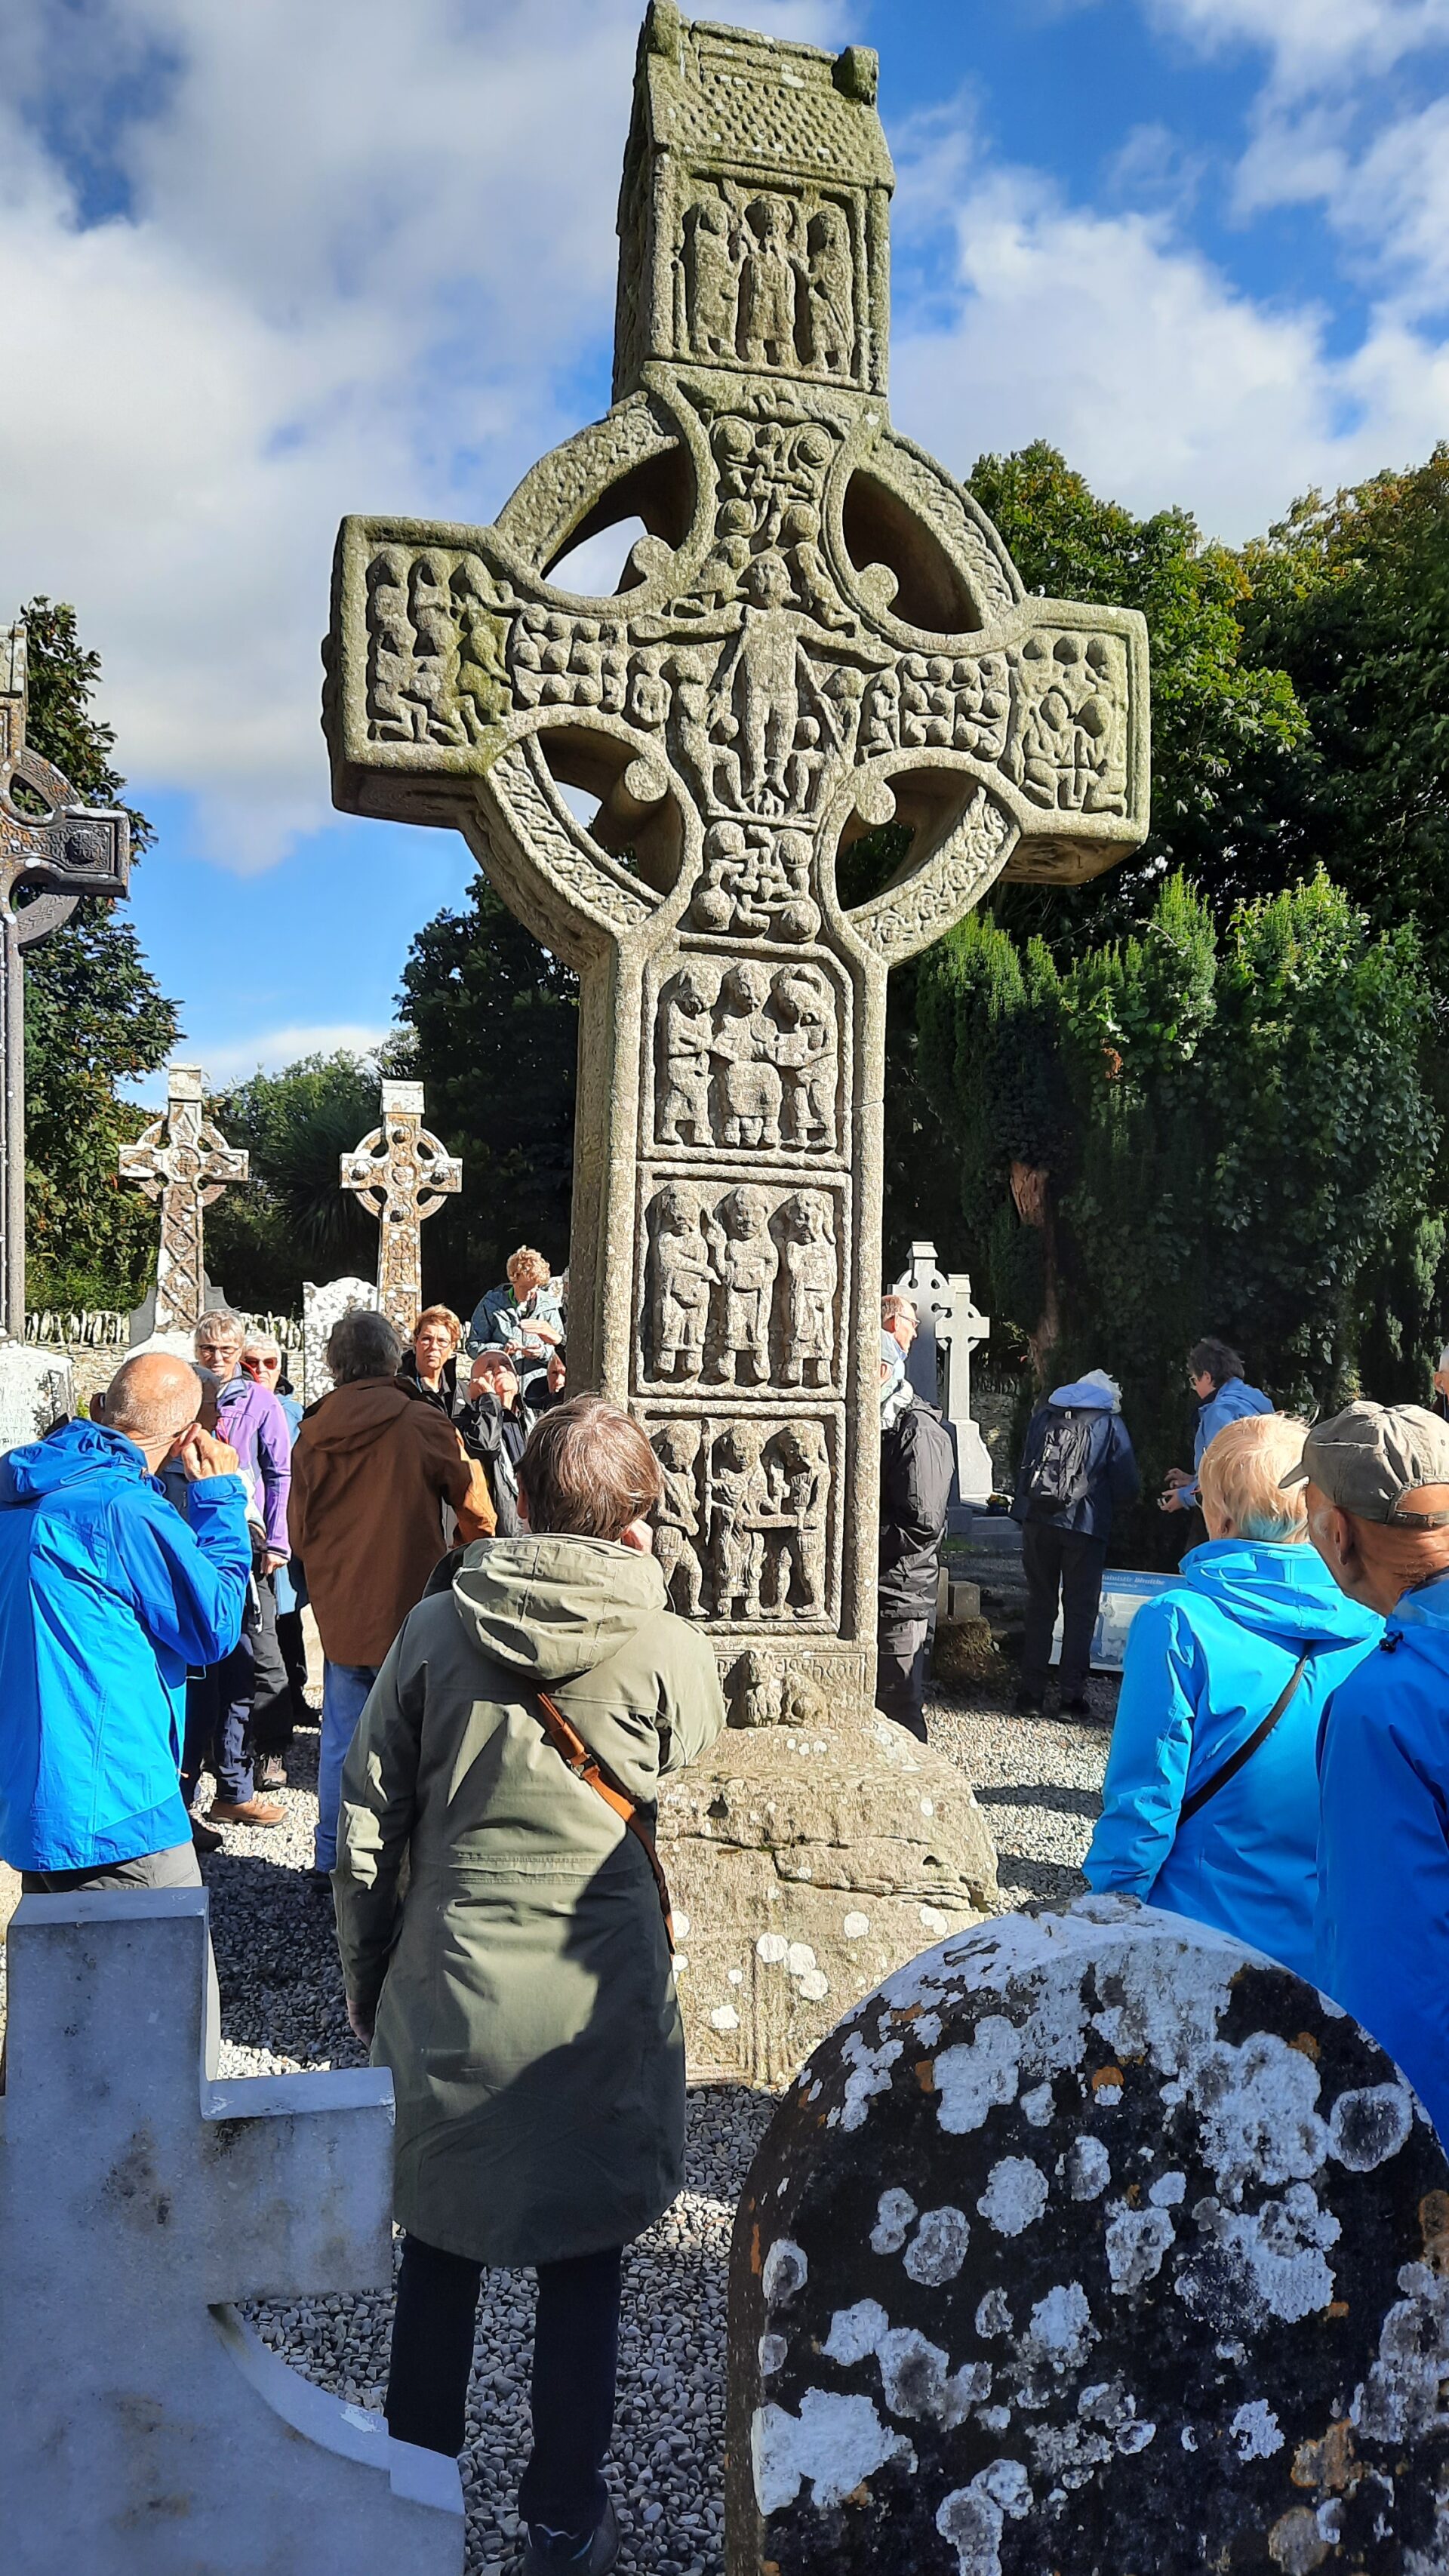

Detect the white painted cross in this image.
[894,1239,994,1507]
[0,1889,463,2575]
[340,1078,462,1339]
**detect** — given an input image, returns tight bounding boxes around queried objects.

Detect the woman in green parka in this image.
[334,1397,726,2574]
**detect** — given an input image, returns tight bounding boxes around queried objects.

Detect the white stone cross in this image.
[118,1063,249,1336]
[894,1239,993,1507]
[340,1078,462,1339]
[0,1889,463,2575]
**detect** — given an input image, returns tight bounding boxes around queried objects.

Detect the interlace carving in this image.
[118,1066,248,1335]
[340,1080,462,1337]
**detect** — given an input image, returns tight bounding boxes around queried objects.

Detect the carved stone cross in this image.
[340,1077,462,1337]
[1,619,131,1337]
[118,1063,249,1336]
[323,5,1148,1714]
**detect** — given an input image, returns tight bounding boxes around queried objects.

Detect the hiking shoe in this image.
[256,1755,288,1790]
[1014,1690,1044,1716]
[521,2498,620,2573]
[208,1796,286,1828]
[1057,1694,1092,1718]
[190,1818,223,1856]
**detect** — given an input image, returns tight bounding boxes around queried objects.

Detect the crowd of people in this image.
[2,1251,1448,2571]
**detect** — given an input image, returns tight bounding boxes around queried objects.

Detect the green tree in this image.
[395,876,577,1317]
[205,1052,386,1316]
[19,599,179,1309]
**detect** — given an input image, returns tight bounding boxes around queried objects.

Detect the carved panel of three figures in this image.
[679,188,857,380]
[650,1414,832,1626]
[644,1181,841,1392]
[654,958,841,1159]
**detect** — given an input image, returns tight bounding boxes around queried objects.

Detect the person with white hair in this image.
[1011,1364,1140,1717]
[1084,1411,1381,1977]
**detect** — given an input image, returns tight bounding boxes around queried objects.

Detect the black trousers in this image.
[876,1615,930,1740]
[275,1603,312,1721]
[386,2235,623,2539]
[248,1574,294,1756]
[1020,1523,1107,1699]
[182,1630,255,1807]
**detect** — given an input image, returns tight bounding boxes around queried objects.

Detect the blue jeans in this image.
[315,1660,380,1871]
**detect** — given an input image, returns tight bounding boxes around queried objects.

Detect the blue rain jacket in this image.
[1084,1537,1381,1980]
[0,1418,251,1871]
[1011,1380,1140,1541]
[1182,1377,1274,1503]
[1316,1571,1449,2144]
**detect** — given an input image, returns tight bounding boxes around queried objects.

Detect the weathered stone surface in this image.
[321,6,1149,1711]
[118,1063,249,1337]
[727,1896,1449,2573]
[659,1696,998,2088]
[894,1240,992,1512]
[303,1272,379,1401]
[0,1889,463,2574]
[340,1076,462,1338]
[0,1341,72,1451]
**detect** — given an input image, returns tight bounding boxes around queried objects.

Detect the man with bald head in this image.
[0,1352,251,1891]
[1290,1400,1449,2143]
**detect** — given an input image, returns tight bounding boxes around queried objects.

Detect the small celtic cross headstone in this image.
[322,7,1149,1713]
[0,618,131,1337]
[340,1077,462,1337]
[118,1063,249,1337]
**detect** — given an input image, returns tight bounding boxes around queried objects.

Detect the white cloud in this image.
[167,1021,393,1090]
[1143,0,1449,91]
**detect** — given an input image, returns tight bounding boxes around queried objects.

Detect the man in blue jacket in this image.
[1012,1370,1140,1716]
[1161,1337,1273,1516]
[1294,1401,1449,2145]
[0,1351,251,1891]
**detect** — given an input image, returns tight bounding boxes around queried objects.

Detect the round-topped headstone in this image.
[727,1896,1449,2574]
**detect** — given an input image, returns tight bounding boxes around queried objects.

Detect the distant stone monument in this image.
[0,1888,462,2574]
[728,1897,1449,2574]
[322,6,1149,1719]
[340,1078,461,1339]
[303,1273,380,1402]
[894,1241,993,1511]
[118,1064,249,1337]
[1,617,131,1338]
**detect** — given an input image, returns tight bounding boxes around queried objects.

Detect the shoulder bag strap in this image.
[534,1687,675,1953]
[1178,1651,1312,1827]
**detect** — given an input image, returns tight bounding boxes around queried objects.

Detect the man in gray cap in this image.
[1288,1399,1449,2144]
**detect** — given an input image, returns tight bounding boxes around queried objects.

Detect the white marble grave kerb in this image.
[894,1239,992,1509]
[117,1063,250,1337]
[322,8,1149,1717]
[340,1077,463,1340]
[0,1889,463,2576]
[0,1340,73,1452]
[303,1271,380,1402]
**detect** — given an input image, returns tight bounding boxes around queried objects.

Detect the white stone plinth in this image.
[0,1890,463,2575]
[303,1274,379,1402]
[0,1342,74,1452]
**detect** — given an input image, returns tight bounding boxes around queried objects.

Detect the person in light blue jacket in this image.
[1084,1410,1381,1980]
[1161,1337,1274,1516]
[0,1353,251,1888]
[1297,1400,1449,2146]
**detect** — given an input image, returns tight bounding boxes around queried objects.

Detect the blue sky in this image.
[2,0,1447,1099]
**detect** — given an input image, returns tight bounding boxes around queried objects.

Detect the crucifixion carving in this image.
[322,5,1149,1713]
[340,1077,462,1337]
[118,1064,248,1336]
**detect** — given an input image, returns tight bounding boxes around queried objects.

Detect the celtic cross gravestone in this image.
[1,619,131,1337]
[118,1063,249,1336]
[323,5,1149,1715]
[340,1076,462,1337]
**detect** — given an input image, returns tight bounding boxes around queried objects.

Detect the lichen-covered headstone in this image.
[727,1897,1449,2573]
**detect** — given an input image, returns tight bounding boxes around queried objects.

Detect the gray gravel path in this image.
[195,1669,1114,2573]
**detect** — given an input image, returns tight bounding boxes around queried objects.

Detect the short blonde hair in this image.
[413,1304,463,1353]
[1200,1413,1309,1543]
[506,1246,549,1288]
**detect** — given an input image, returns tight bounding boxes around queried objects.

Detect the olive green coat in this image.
[333,1535,726,2267]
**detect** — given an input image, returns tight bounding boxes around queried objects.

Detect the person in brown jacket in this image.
[289,1306,494,1882]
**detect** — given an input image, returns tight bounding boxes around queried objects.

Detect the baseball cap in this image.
[1279,1401,1449,1527]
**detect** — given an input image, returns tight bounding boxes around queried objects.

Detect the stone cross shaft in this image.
[0,1891,462,2574]
[118,1063,248,1335]
[0,619,131,1337]
[323,5,1149,1714]
[340,1077,462,1337]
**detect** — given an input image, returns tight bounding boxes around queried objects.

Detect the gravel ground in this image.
[47,1657,1115,2574]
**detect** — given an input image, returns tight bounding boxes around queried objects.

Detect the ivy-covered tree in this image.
[20,599,179,1309]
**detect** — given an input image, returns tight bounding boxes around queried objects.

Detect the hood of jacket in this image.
[451,1534,668,1684]
[301,1374,427,1454]
[1050,1377,1117,1411]
[1388,1566,1449,1654]
[0,1414,149,1506]
[1181,1536,1383,1651]
[1199,1379,1274,1430]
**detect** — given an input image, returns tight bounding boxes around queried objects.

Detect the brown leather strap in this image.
[534,1688,675,1952]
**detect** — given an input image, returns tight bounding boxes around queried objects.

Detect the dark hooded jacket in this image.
[288,1374,494,1667]
[878,1391,956,1623]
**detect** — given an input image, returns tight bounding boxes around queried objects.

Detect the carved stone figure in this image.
[708,1183,777,1386]
[651,1418,704,1615]
[778,1191,835,1388]
[732,1647,780,1728]
[324,9,1150,1707]
[761,1419,828,1615]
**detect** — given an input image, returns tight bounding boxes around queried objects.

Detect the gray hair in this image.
[881,1291,918,1327]
[326,1308,402,1383]
[242,1329,281,1362]
[195,1306,245,1350]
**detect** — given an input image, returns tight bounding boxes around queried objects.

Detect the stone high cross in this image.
[0,619,131,1338]
[0,1889,462,2574]
[340,1076,462,1337]
[323,6,1149,1716]
[118,1063,249,1335]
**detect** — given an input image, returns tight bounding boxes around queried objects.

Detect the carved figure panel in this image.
[652,956,844,1162]
[640,1180,843,1393]
[646,1410,836,1629]
[675,186,863,383]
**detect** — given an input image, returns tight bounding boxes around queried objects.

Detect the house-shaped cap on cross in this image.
[321,6,1150,1719]
[0,1890,462,2572]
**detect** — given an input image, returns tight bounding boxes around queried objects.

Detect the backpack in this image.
[1023,1408,1097,1519]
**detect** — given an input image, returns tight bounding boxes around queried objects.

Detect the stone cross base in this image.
[728,1896,1449,2572]
[0,1891,463,2576]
